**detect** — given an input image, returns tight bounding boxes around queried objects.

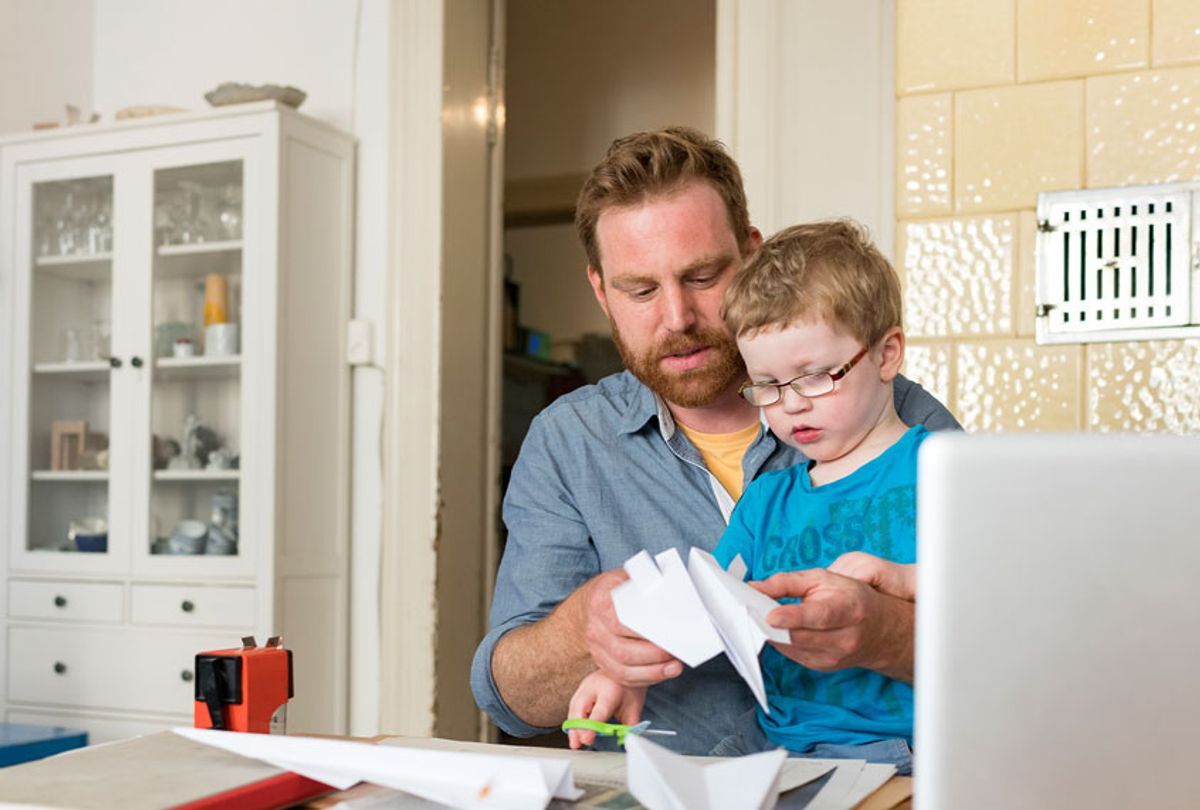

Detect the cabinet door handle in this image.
[181,670,194,683]
[54,595,67,608]
[53,661,67,675]
[181,600,195,613]
[131,356,144,368]
[109,356,123,368]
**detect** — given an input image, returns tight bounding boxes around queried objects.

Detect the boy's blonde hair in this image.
[722,219,903,346]
[575,127,752,274]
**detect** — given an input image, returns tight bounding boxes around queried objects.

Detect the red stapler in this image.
[194,636,293,734]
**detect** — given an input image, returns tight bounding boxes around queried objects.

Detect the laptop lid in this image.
[915,433,1200,810]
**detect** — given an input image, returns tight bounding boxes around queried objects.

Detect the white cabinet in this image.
[0,102,353,736]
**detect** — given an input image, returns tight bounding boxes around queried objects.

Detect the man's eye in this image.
[688,275,717,287]
[631,287,655,300]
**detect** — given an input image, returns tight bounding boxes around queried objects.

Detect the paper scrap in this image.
[174,728,582,810]
[611,548,788,709]
[626,734,786,810]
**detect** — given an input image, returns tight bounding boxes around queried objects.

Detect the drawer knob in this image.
[53,661,67,675]
[53,595,67,608]
[181,670,194,683]
[181,600,195,613]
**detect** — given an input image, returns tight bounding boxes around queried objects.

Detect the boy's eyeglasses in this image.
[738,347,869,407]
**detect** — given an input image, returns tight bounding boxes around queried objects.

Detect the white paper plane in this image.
[173,728,583,810]
[626,733,787,810]
[611,548,790,710]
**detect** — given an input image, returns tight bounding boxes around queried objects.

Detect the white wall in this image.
[506,0,716,182]
[0,0,93,133]
[91,1,358,131]
[504,0,716,352]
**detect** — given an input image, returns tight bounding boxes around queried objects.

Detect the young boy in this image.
[567,220,922,771]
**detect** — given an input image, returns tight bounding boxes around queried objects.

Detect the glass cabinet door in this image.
[25,174,116,560]
[146,159,244,564]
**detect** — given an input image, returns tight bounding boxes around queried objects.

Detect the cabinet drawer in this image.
[8,627,233,715]
[8,580,123,623]
[7,709,180,745]
[130,584,255,628]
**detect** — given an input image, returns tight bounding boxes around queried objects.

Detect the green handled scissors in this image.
[561,718,678,747]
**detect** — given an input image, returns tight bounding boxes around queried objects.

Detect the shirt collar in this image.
[615,373,676,440]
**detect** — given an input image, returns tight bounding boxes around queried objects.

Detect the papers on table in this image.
[626,734,786,810]
[173,728,582,810]
[611,548,789,710]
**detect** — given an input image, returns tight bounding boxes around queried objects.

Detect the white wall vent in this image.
[1035,183,1200,344]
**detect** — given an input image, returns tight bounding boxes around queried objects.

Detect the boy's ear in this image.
[586,264,610,318]
[875,327,905,382]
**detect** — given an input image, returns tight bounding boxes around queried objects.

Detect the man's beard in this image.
[610,322,745,409]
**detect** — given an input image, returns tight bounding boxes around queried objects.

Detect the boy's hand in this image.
[828,552,917,602]
[566,671,647,749]
[578,569,684,687]
[752,569,914,682]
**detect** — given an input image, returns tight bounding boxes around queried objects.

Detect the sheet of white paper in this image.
[687,549,790,711]
[626,735,786,810]
[802,759,870,810]
[377,736,834,796]
[174,728,582,810]
[611,548,725,668]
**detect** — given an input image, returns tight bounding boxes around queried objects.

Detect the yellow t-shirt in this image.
[676,421,761,500]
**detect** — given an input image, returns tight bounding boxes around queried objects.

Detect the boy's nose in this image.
[780,385,813,414]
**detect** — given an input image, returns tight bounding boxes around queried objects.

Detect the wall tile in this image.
[956,341,1084,431]
[1087,66,1200,186]
[1017,0,1149,82]
[1152,0,1200,66]
[897,93,953,217]
[956,81,1084,213]
[903,342,954,417]
[1087,339,1200,431]
[1016,211,1039,337]
[899,215,1016,338]
[897,0,1015,94]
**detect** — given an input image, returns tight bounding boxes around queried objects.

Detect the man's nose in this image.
[660,285,698,333]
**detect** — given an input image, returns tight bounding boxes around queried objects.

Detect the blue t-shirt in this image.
[713,425,929,752]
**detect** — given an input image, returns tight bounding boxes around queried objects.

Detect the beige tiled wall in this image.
[897,0,1200,433]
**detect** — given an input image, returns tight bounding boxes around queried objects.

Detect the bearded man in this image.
[470,127,959,756]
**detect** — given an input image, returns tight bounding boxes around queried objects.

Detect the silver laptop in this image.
[915,433,1200,810]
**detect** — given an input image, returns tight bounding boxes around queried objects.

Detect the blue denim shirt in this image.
[470,370,960,755]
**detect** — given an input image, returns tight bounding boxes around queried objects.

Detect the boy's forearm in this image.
[492,589,596,728]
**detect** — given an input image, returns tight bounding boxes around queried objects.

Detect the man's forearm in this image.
[871,593,915,683]
[491,589,596,728]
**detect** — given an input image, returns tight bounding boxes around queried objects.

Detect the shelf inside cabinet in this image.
[31,471,109,482]
[33,361,111,382]
[153,470,240,482]
[34,253,113,282]
[154,355,240,381]
[155,242,242,279]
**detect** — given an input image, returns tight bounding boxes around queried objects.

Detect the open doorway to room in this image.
[491,0,716,743]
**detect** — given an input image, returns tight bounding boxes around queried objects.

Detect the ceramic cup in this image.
[168,518,208,554]
[204,322,239,356]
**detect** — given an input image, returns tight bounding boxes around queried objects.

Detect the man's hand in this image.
[828,551,917,602]
[752,568,915,682]
[578,568,684,687]
[566,671,646,749]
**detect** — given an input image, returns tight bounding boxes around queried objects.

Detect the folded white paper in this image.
[626,733,786,810]
[611,547,789,710]
[173,728,582,810]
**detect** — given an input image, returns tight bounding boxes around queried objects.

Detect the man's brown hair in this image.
[574,127,752,273]
[722,219,903,346]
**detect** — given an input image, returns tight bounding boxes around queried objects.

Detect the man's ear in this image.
[586,264,610,318]
[876,327,905,382]
[742,227,764,259]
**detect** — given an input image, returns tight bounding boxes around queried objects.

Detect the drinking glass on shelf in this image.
[217,183,243,240]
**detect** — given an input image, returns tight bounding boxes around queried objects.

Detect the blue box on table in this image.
[0,723,88,767]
